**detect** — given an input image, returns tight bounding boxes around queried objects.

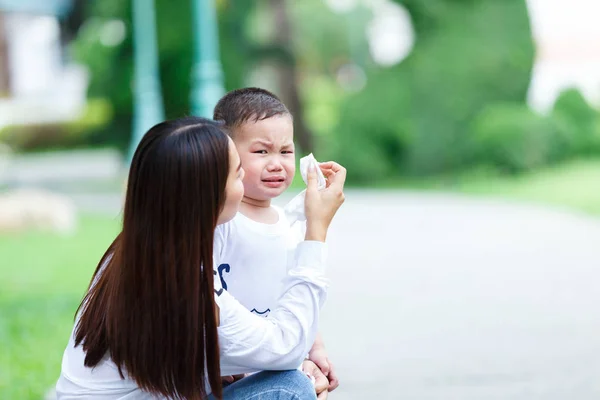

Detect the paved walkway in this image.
[0,149,123,187]
[314,191,600,399]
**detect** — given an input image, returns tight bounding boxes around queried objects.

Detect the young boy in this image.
[213,88,338,392]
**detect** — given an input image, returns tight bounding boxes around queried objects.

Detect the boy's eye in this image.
[281,150,294,154]
[253,150,267,154]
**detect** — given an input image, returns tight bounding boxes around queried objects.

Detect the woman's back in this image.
[64,118,229,399]
[57,328,149,399]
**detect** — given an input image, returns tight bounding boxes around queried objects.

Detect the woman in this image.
[56,117,346,399]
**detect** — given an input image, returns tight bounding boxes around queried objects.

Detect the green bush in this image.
[469,104,570,173]
[333,68,412,182]
[551,88,600,155]
[0,99,113,152]
[334,0,535,179]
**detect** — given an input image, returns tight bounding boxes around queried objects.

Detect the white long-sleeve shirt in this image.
[55,241,328,399]
[213,206,302,319]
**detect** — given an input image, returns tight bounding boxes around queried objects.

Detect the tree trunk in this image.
[269,0,314,154]
[0,12,11,97]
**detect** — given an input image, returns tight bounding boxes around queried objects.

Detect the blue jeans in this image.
[207,370,317,400]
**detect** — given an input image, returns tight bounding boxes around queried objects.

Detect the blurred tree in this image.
[216,0,354,154]
[70,0,545,181]
[468,103,570,173]
[69,0,345,154]
[69,0,133,150]
[551,88,600,155]
[335,0,535,181]
[269,0,313,153]
[219,0,319,153]
[0,12,9,96]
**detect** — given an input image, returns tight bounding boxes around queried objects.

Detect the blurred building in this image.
[0,0,88,130]
[527,0,600,113]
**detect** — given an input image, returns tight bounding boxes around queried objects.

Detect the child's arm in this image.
[294,219,339,390]
[308,333,340,392]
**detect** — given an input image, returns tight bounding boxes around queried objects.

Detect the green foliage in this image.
[0,99,113,151]
[336,0,535,179]
[551,88,600,154]
[290,2,363,72]
[217,1,255,90]
[393,158,600,216]
[68,1,282,151]
[66,0,365,153]
[333,68,412,182]
[69,1,133,151]
[468,104,570,173]
[71,0,600,183]
[69,0,205,149]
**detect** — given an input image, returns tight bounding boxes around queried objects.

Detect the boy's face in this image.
[232,114,295,203]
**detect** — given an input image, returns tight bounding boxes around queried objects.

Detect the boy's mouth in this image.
[262,177,285,182]
[262,177,286,188]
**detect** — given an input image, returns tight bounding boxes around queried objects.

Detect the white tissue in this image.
[283,153,326,226]
[299,153,327,189]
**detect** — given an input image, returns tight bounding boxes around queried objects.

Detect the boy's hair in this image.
[213,87,291,133]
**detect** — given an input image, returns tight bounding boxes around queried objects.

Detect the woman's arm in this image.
[215,240,328,375]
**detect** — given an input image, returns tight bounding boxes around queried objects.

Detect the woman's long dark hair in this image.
[75,117,228,399]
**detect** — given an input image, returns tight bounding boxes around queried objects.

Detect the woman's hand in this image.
[221,374,245,385]
[304,161,346,242]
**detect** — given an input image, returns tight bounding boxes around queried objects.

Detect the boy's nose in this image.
[266,161,283,172]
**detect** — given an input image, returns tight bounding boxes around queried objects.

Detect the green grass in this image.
[0,215,120,400]
[383,158,600,215]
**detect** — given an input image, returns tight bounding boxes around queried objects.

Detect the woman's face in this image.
[217,138,245,225]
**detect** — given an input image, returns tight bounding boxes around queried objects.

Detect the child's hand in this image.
[319,161,340,188]
[221,374,245,385]
[305,161,346,242]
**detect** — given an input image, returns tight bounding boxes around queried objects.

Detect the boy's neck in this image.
[240,197,279,224]
[242,195,271,209]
